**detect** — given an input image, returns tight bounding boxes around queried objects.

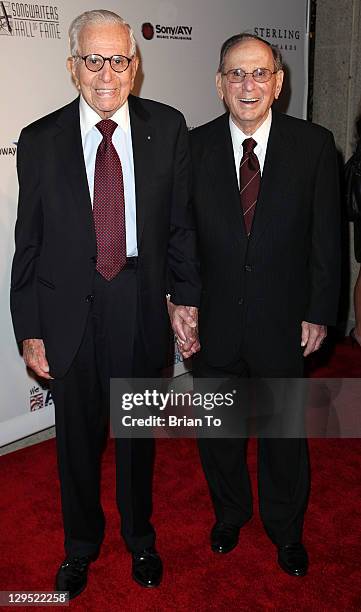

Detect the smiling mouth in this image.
[96,88,117,95]
[239,98,260,104]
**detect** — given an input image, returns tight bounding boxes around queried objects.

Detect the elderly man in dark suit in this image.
[10,9,200,599]
[188,33,340,576]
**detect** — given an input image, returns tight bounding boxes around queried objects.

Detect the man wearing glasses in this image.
[10,9,200,598]
[189,33,340,576]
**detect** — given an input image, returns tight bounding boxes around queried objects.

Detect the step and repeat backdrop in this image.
[0,0,310,446]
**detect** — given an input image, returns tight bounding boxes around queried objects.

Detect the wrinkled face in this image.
[216,39,283,135]
[68,22,138,119]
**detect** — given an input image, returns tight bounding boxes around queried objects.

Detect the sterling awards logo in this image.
[29,385,53,412]
[141,21,192,42]
[253,26,300,51]
[0,1,61,39]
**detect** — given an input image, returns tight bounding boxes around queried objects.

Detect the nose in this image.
[98,59,113,81]
[242,74,256,92]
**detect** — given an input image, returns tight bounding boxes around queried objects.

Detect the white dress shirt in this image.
[79,96,138,256]
[229,109,272,188]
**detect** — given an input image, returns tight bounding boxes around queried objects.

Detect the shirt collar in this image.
[229,108,272,152]
[79,95,130,141]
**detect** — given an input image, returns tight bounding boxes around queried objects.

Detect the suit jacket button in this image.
[91,256,97,264]
[85,294,94,303]
[238,298,244,305]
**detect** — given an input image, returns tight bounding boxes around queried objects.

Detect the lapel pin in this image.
[147,135,151,141]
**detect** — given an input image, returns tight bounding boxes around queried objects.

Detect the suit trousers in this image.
[50,268,160,556]
[193,353,310,545]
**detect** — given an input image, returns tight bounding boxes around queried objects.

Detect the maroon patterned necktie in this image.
[240,137,260,236]
[93,119,126,281]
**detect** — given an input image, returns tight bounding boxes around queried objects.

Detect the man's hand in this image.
[176,321,201,358]
[22,338,53,379]
[301,322,327,357]
[167,301,200,358]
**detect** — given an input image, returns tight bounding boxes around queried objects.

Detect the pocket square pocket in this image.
[37,276,55,290]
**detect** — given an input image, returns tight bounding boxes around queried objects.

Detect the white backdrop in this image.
[0,0,310,446]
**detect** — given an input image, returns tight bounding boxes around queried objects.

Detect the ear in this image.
[67,56,81,90]
[66,56,75,76]
[274,70,284,100]
[216,72,224,101]
[130,55,139,88]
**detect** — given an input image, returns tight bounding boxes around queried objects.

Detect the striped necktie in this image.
[240,137,260,236]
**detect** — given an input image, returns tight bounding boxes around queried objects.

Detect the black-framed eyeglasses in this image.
[76,54,132,73]
[223,67,277,83]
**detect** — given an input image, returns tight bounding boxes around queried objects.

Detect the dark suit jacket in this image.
[11,95,200,377]
[191,110,340,374]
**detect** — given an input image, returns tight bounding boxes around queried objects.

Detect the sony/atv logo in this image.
[155,24,192,40]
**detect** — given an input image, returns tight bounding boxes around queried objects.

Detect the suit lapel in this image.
[54,98,96,253]
[249,111,290,250]
[128,95,154,247]
[204,114,247,243]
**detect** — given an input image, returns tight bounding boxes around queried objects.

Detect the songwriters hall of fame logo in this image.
[29,385,53,412]
[0,1,61,39]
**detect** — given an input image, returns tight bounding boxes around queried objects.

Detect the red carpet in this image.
[1,338,361,610]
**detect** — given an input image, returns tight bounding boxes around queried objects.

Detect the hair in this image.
[68,9,137,58]
[218,33,283,73]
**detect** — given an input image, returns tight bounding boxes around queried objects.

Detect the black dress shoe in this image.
[277,543,308,576]
[55,554,96,599]
[132,547,162,588]
[211,522,240,554]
